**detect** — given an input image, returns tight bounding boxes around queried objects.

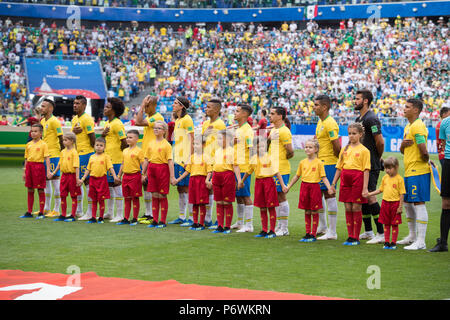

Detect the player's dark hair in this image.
[356,89,373,106]
[261,109,267,116]
[407,98,423,113]
[238,103,253,116]
[208,97,223,110]
[75,95,87,106]
[440,107,450,118]
[107,97,125,118]
[314,94,331,109]
[43,98,55,109]
[176,96,189,118]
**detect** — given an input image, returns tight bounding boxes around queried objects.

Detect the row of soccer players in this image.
[21,93,435,250]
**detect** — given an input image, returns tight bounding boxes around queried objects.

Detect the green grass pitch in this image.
[0,150,448,300]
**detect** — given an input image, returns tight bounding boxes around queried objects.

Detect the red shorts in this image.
[254,177,279,208]
[60,173,81,198]
[122,172,142,198]
[339,169,367,204]
[147,163,170,195]
[89,176,110,201]
[379,200,402,225]
[298,182,322,211]
[188,175,209,205]
[212,171,235,202]
[25,162,46,189]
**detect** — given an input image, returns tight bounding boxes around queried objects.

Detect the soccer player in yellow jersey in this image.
[231,104,255,233]
[202,98,227,228]
[102,97,128,223]
[40,99,64,218]
[313,95,341,240]
[71,95,96,219]
[398,99,431,250]
[135,95,164,223]
[269,107,294,236]
[169,96,195,226]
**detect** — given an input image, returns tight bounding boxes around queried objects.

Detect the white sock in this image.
[275,206,281,231]
[51,179,61,213]
[178,192,187,220]
[85,185,92,216]
[236,203,245,225]
[318,196,327,231]
[44,180,53,212]
[205,194,214,223]
[77,185,84,214]
[144,191,152,217]
[404,202,417,239]
[278,201,289,231]
[244,205,254,227]
[415,204,428,243]
[184,193,193,221]
[326,197,338,234]
[107,187,115,217]
[114,186,124,219]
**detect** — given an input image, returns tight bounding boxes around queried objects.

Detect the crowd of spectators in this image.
[3,0,429,9]
[0,15,448,127]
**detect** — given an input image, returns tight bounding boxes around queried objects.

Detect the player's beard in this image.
[354,102,364,111]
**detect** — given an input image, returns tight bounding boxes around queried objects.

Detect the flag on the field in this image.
[430,161,441,194]
[305,5,318,20]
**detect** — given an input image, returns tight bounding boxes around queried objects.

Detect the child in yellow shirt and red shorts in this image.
[331,123,371,246]
[285,139,333,242]
[142,120,175,228]
[117,130,145,226]
[206,129,242,234]
[241,136,285,238]
[21,124,51,219]
[79,137,120,224]
[367,156,406,249]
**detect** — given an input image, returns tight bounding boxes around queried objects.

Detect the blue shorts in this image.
[319,164,336,191]
[107,163,121,183]
[273,174,290,193]
[174,163,190,186]
[79,152,94,179]
[236,172,251,197]
[44,157,60,177]
[404,173,430,203]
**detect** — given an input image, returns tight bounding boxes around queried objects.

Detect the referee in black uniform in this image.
[354,89,385,243]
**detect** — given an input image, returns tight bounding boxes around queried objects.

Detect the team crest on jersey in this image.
[393,184,397,189]
[355,153,360,157]
[312,167,316,171]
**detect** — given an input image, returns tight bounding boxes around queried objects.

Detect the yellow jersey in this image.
[212,146,238,173]
[87,153,113,178]
[71,113,95,155]
[41,115,63,158]
[336,143,371,172]
[25,139,49,163]
[104,118,126,164]
[295,157,326,183]
[174,114,194,165]
[379,173,406,202]
[403,118,431,177]
[269,125,292,175]
[144,139,173,164]
[316,115,339,165]
[142,112,164,153]
[234,122,254,173]
[122,146,144,174]
[185,154,211,177]
[247,154,277,179]
[202,118,227,158]
[60,148,79,174]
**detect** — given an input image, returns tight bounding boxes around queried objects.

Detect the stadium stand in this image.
[0,2,448,127]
